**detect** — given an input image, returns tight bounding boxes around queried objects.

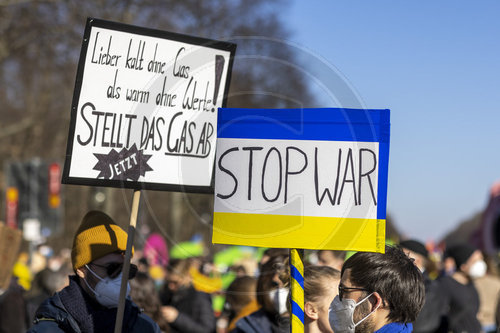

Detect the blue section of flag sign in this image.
[376,110,390,220]
[216,108,391,220]
[217,108,390,143]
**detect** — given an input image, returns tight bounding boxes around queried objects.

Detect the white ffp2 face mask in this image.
[328,294,378,333]
[468,260,487,279]
[269,287,289,315]
[84,264,130,308]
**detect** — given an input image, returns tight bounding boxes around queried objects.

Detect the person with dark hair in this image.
[130,272,170,333]
[27,210,160,333]
[24,268,68,327]
[304,265,340,333]
[225,276,259,332]
[232,252,289,333]
[0,276,27,333]
[400,239,446,333]
[439,243,483,333]
[258,248,289,274]
[329,245,425,333]
[160,258,216,333]
[317,250,346,271]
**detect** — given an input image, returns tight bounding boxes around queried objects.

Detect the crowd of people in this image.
[1,210,499,333]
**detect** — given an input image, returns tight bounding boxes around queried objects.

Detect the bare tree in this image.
[0,0,314,252]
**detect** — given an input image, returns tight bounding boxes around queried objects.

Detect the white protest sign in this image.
[63,18,236,192]
[215,138,379,219]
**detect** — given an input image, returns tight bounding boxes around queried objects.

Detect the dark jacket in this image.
[231,309,289,333]
[160,285,215,333]
[439,275,481,333]
[375,323,413,333]
[27,276,160,333]
[0,278,26,333]
[412,273,446,333]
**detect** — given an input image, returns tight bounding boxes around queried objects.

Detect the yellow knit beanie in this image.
[71,211,131,270]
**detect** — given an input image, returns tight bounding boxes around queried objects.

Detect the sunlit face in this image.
[340,269,376,333]
[92,252,124,272]
[318,251,343,271]
[86,252,124,287]
[315,277,339,333]
[461,250,484,274]
[401,248,425,272]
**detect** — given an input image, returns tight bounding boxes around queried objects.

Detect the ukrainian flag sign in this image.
[213,108,390,253]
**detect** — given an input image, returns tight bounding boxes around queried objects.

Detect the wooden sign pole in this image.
[114,189,141,333]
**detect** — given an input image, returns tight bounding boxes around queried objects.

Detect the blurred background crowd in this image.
[1,1,500,332]
[2,226,500,333]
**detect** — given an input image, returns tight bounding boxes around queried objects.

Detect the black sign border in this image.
[62,18,236,194]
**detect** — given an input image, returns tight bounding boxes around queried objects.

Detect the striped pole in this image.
[290,249,304,332]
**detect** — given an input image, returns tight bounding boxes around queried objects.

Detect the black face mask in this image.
[161,286,173,304]
[174,284,190,295]
[223,302,236,320]
[164,283,189,300]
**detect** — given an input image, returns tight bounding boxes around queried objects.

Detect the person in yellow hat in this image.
[27,211,160,333]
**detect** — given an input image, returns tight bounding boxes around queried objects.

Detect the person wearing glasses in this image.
[27,210,160,333]
[329,245,425,333]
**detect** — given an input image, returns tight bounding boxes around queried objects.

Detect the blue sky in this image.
[284,1,500,241]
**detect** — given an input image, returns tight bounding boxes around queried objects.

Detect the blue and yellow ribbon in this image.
[290,249,304,332]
